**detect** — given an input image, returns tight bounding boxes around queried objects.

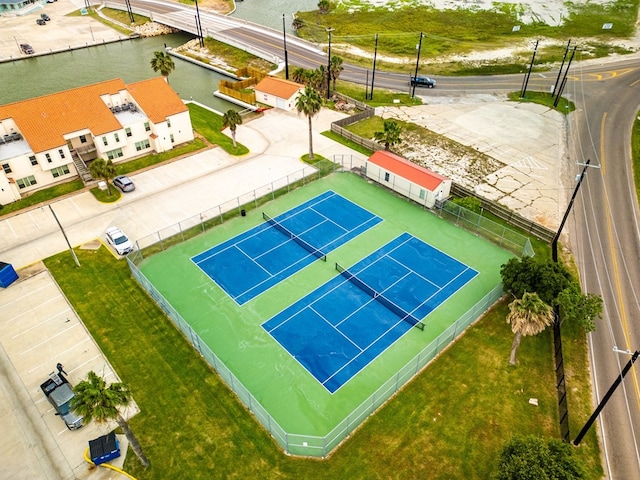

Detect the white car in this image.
[105,226,134,256]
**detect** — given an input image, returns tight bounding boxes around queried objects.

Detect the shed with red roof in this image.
[366,150,451,208]
[254,77,304,111]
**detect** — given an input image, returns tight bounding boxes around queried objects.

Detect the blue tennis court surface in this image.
[262,233,479,393]
[191,191,382,305]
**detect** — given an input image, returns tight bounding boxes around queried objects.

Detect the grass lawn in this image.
[0,179,84,216]
[44,238,601,479]
[187,103,249,155]
[296,0,638,74]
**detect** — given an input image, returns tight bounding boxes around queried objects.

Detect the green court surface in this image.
[138,173,514,438]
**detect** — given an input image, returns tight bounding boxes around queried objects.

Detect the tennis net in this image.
[263,212,327,262]
[335,262,424,330]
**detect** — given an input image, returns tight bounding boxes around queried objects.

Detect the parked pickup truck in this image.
[40,372,83,430]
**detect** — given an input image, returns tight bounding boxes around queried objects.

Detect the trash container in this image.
[0,262,18,288]
[241,209,246,217]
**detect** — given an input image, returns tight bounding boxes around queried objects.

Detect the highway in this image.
[108,1,640,476]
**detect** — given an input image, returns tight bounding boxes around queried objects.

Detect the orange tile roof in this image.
[368,150,449,191]
[255,77,303,99]
[127,77,188,123]
[0,77,187,154]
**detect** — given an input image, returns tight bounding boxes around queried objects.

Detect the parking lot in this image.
[0,265,130,479]
[0,0,126,62]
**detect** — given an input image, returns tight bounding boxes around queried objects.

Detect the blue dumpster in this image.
[0,262,18,288]
[89,432,121,465]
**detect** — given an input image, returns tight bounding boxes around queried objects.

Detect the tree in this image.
[150,50,175,82]
[493,434,585,479]
[329,55,344,90]
[318,0,330,14]
[292,67,306,84]
[222,109,243,148]
[295,85,323,161]
[374,120,402,151]
[89,158,117,196]
[557,283,603,332]
[506,292,554,365]
[72,371,149,467]
[500,256,572,306]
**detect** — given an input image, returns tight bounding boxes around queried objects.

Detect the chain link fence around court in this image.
[124,156,513,457]
[127,256,504,458]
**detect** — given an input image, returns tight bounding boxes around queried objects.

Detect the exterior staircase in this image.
[71,149,93,184]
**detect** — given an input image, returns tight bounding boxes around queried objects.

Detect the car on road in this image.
[40,13,50,21]
[20,43,34,54]
[409,76,436,88]
[36,18,46,25]
[40,373,83,430]
[113,175,135,192]
[105,226,134,255]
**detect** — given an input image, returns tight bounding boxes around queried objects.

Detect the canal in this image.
[231,0,317,32]
[0,32,240,111]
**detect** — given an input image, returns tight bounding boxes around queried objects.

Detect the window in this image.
[29,155,37,166]
[79,135,87,144]
[58,149,65,159]
[51,165,70,178]
[45,153,52,163]
[102,136,108,146]
[419,189,425,200]
[167,118,171,128]
[135,140,151,151]
[125,127,132,137]
[114,133,120,143]
[106,148,124,160]
[16,175,37,189]
[2,163,11,174]
[170,134,174,143]
[384,172,390,182]
[144,122,150,132]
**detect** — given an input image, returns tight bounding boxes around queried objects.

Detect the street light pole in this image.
[326,28,334,99]
[411,32,423,98]
[574,349,640,445]
[282,14,289,80]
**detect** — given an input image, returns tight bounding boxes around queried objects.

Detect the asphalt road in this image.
[565,59,640,479]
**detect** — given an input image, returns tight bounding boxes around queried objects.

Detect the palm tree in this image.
[373,119,403,151]
[222,109,243,148]
[72,371,149,467]
[291,67,306,84]
[89,158,117,196]
[295,85,323,160]
[506,292,555,365]
[318,0,330,14]
[150,51,175,83]
[329,55,344,90]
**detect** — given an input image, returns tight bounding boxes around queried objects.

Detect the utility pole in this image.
[552,40,571,98]
[550,159,598,442]
[369,33,378,100]
[326,27,334,99]
[411,32,423,98]
[554,45,577,108]
[520,39,538,98]
[282,14,289,80]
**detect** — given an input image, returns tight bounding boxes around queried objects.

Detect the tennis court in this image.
[136,174,514,441]
[263,232,478,393]
[191,191,382,304]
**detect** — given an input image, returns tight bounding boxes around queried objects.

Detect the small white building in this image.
[366,150,452,208]
[0,77,194,204]
[254,77,304,111]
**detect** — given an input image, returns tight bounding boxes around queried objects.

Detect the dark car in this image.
[36,18,46,25]
[409,76,436,88]
[113,175,135,192]
[40,13,50,21]
[20,43,34,54]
